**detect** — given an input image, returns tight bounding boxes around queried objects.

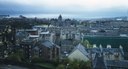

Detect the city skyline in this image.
[0,0,128,19]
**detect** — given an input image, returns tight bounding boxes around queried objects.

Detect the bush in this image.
[30,57,41,63]
[56,64,65,69]
[7,53,21,62]
[52,56,61,66]
[61,57,69,65]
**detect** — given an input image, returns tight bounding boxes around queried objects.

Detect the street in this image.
[0,65,29,69]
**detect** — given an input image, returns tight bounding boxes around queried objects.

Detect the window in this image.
[72,34,75,39]
[42,34,45,37]
[29,45,31,48]
[66,34,68,39]
[40,54,42,57]
[40,50,42,52]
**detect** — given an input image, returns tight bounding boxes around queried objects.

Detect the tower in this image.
[58,14,62,21]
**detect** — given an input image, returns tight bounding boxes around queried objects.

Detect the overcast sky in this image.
[0,0,128,19]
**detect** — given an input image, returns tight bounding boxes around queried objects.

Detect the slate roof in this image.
[61,39,73,45]
[102,48,123,55]
[106,60,128,68]
[42,40,54,48]
[16,31,28,35]
[55,44,60,48]
[16,31,28,39]
[34,46,39,51]
[15,35,26,39]
[93,54,107,69]
[61,31,80,34]
[86,47,124,58]
[86,48,101,54]
[69,43,89,56]
[35,40,60,48]
[20,40,34,44]
[61,39,80,46]
[35,40,51,48]
[124,52,128,58]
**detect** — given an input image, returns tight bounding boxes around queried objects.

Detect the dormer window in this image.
[114,52,118,55]
[114,52,119,58]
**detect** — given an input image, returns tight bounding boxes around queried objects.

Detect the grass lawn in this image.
[35,62,56,69]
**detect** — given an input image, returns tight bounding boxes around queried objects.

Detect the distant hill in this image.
[93,16,128,21]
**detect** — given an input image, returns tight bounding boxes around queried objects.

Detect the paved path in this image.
[0,65,29,69]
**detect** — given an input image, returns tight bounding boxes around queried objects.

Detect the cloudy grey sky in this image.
[0,0,128,19]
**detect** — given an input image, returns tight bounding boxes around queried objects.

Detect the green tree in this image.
[79,60,86,69]
[61,57,70,65]
[17,49,24,59]
[52,56,61,66]
[67,59,79,69]
[82,40,92,48]
[72,41,77,46]
[85,61,92,69]
[31,57,41,63]
[67,58,92,69]
[56,64,65,69]
[7,53,21,62]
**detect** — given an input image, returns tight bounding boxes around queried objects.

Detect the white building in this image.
[68,44,90,61]
[40,31,56,42]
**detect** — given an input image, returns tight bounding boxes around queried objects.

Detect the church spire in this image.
[58,14,62,21]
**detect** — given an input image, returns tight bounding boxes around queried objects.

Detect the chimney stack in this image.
[107,44,111,48]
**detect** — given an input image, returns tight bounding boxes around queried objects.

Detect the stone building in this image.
[33,40,60,60]
[68,44,125,69]
[60,29,81,41]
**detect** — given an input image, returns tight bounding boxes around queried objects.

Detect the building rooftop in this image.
[93,53,107,69]
[35,40,60,48]
[106,60,128,68]
[69,44,89,56]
